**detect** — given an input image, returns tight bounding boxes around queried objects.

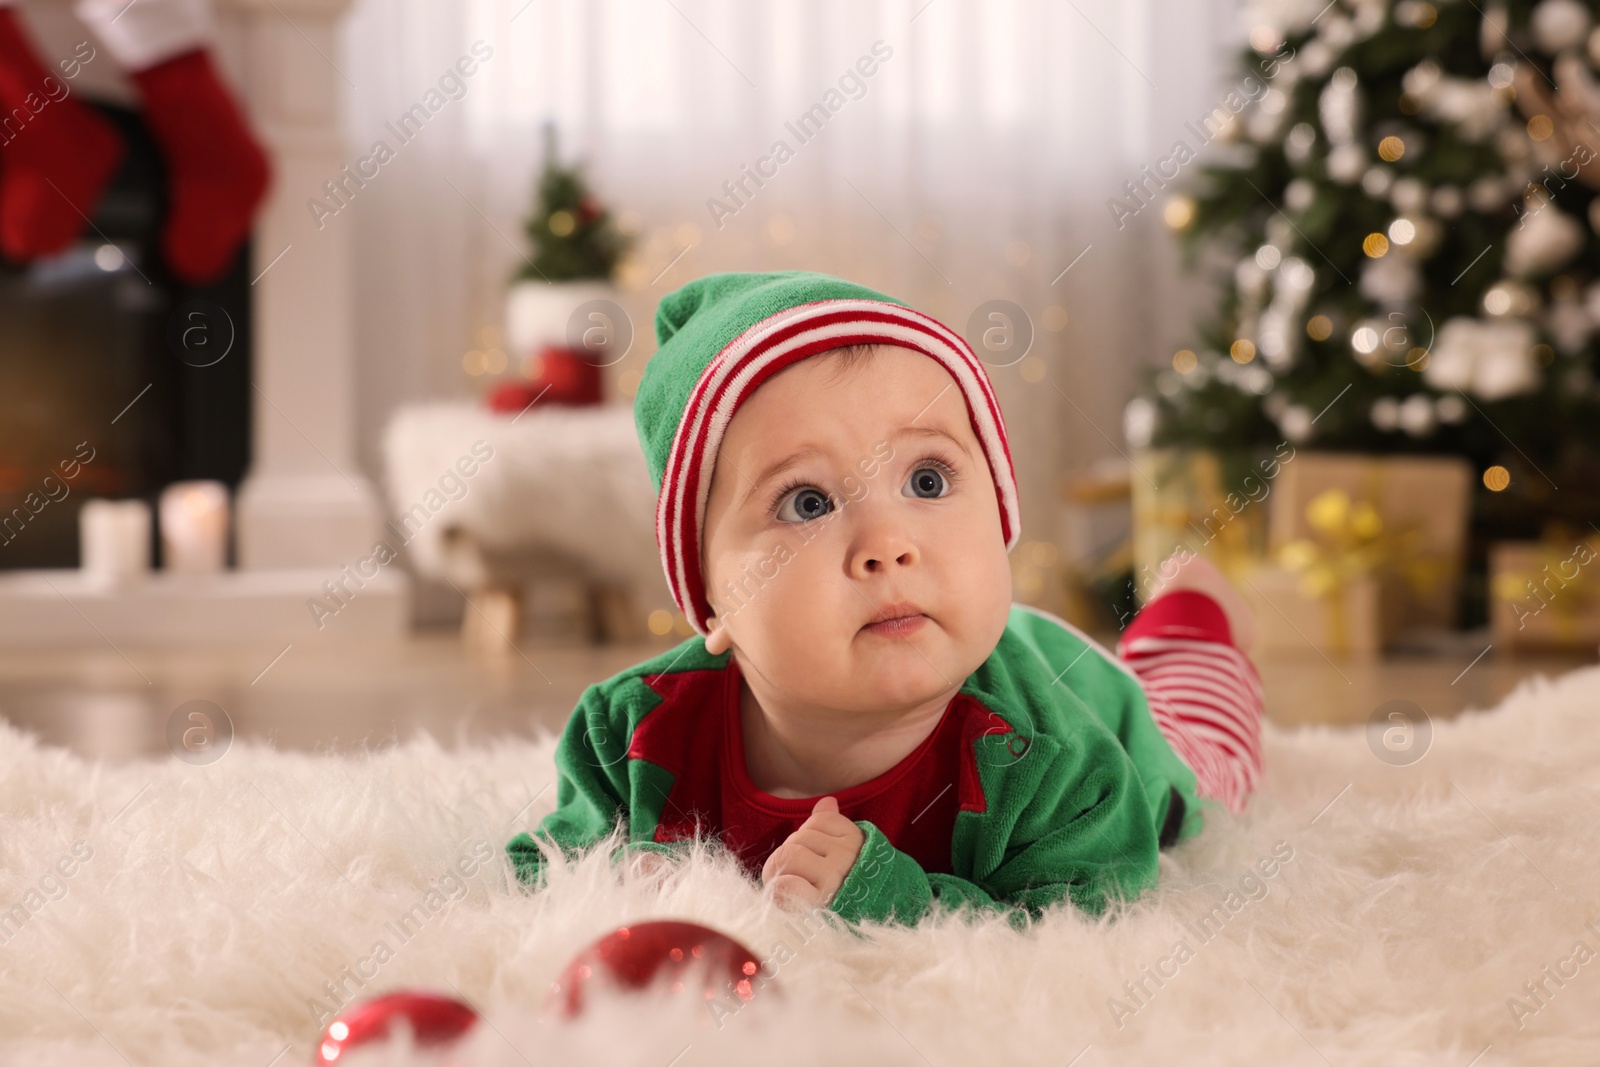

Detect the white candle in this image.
[79,499,152,588]
[159,481,230,574]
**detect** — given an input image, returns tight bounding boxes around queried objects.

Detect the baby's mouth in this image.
[860,602,930,637]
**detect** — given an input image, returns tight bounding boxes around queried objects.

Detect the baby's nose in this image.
[849,520,919,577]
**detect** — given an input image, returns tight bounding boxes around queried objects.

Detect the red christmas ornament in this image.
[485,345,602,412]
[314,991,477,1064]
[548,920,764,1018]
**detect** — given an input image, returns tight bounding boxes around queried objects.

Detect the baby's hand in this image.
[761,796,865,910]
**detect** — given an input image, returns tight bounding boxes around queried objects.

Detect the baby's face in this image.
[700,345,1013,716]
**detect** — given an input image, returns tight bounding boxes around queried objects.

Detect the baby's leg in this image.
[1117,555,1263,814]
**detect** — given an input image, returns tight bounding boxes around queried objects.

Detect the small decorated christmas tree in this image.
[515,124,630,283]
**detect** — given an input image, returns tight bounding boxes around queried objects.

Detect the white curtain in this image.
[339,0,1235,549]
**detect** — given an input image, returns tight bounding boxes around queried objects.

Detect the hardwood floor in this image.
[1252,646,1594,728]
[0,629,1591,762]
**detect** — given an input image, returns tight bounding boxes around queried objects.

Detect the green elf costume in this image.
[506,271,1217,925]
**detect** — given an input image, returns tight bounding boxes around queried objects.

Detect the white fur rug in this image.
[3,666,1598,1066]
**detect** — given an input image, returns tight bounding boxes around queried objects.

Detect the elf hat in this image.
[635,270,1021,636]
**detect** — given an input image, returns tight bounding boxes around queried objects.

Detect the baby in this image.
[507,271,1263,924]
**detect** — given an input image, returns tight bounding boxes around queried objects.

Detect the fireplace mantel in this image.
[17,0,385,566]
[0,0,409,646]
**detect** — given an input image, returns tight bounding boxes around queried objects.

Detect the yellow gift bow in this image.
[1491,536,1600,644]
[1277,487,1451,651]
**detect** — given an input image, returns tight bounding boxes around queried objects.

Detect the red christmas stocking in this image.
[129,48,270,284]
[0,7,124,260]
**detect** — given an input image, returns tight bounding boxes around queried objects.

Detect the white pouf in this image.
[382,401,666,641]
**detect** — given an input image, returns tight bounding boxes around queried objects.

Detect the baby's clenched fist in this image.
[761,796,866,909]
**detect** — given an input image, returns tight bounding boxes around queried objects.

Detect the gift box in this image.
[1238,561,1389,658]
[1059,463,1134,632]
[1267,453,1471,635]
[1489,538,1600,651]
[1131,448,1284,603]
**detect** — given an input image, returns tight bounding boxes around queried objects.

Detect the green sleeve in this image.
[505,638,738,889]
[506,682,655,888]
[828,724,1160,925]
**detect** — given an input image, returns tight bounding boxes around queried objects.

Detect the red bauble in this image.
[314,992,477,1064]
[548,920,764,1018]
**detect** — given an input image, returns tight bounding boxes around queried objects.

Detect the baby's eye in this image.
[775,487,835,523]
[903,465,951,499]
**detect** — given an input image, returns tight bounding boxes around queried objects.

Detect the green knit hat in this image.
[635,270,1021,635]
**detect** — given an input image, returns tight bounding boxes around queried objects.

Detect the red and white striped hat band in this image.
[658,299,1022,635]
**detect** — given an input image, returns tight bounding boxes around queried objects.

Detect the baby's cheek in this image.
[956,545,1015,650]
[731,597,814,677]
[757,628,831,692]
[760,566,835,636]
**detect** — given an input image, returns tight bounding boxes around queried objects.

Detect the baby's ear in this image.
[705,620,732,655]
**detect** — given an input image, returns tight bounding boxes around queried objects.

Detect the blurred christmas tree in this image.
[1137,0,1600,536]
[515,125,630,283]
